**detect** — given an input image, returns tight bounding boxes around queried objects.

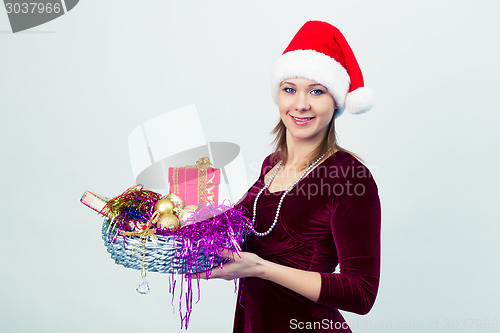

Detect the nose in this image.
[294,92,311,112]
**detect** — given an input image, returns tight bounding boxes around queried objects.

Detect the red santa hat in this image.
[271,21,374,118]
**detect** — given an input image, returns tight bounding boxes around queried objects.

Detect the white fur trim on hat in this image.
[271,50,350,110]
[344,87,374,116]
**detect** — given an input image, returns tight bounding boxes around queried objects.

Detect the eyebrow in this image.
[280,81,327,89]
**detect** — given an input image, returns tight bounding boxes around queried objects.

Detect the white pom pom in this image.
[344,87,374,115]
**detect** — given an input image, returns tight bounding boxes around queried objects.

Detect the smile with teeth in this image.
[291,115,315,123]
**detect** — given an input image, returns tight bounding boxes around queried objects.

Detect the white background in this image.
[1,1,499,332]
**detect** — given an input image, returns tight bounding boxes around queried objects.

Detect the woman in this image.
[208,21,381,332]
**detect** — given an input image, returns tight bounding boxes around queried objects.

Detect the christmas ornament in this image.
[157,213,180,231]
[154,198,175,215]
[136,276,151,295]
[185,205,199,211]
[166,193,184,210]
[178,207,197,227]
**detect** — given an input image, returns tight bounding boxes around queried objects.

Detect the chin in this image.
[287,131,320,142]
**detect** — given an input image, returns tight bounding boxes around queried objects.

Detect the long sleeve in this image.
[234,151,381,332]
[316,162,381,315]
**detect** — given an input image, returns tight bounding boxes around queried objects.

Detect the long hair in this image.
[270,109,363,169]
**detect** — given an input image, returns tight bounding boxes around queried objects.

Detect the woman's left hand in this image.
[200,249,265,280]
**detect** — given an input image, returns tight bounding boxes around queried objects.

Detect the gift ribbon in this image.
[118,215,160,277]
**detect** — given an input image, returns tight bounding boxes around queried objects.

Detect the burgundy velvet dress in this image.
[232,150,381,333]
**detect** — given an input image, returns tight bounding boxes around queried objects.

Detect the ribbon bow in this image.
[118,216,160,278]
[195,156,213,168]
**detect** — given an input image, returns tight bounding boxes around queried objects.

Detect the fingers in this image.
[219,248,236,260]
[190,249,247,281]
[219,248,244,261]
[194,271,207,280]
[192,265,224,280]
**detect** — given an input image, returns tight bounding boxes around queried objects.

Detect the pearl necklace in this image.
[249,150,330,236]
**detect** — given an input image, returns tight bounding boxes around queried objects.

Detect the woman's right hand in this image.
[198,249,266,281]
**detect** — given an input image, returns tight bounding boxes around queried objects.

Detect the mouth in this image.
[291,115,315,125]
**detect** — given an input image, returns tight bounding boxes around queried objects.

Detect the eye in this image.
[283,87,295,94]
[311,89,325,96]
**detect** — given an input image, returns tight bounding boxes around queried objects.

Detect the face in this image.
[278,77,336,144]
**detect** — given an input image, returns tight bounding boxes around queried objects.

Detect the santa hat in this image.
[271,21,374,118]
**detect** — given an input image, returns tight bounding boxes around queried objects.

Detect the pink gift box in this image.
[168,166,221,206]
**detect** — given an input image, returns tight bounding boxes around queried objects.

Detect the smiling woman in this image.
[205,20,381,333]
[278,78,336,146]
[278,78,336,163]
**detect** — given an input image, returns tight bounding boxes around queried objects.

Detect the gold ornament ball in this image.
[184,205,199,211]
[166,193,184,210]
[154,198,175,215]
[178,208,196,227]
[157,213,180,231]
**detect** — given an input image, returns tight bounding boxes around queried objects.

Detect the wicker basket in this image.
[102,220,217,274]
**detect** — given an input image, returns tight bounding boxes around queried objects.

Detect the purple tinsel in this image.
[158,203,251,329]
[105,195,251,329]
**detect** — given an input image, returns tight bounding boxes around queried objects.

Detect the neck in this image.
[284,132,325,168]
